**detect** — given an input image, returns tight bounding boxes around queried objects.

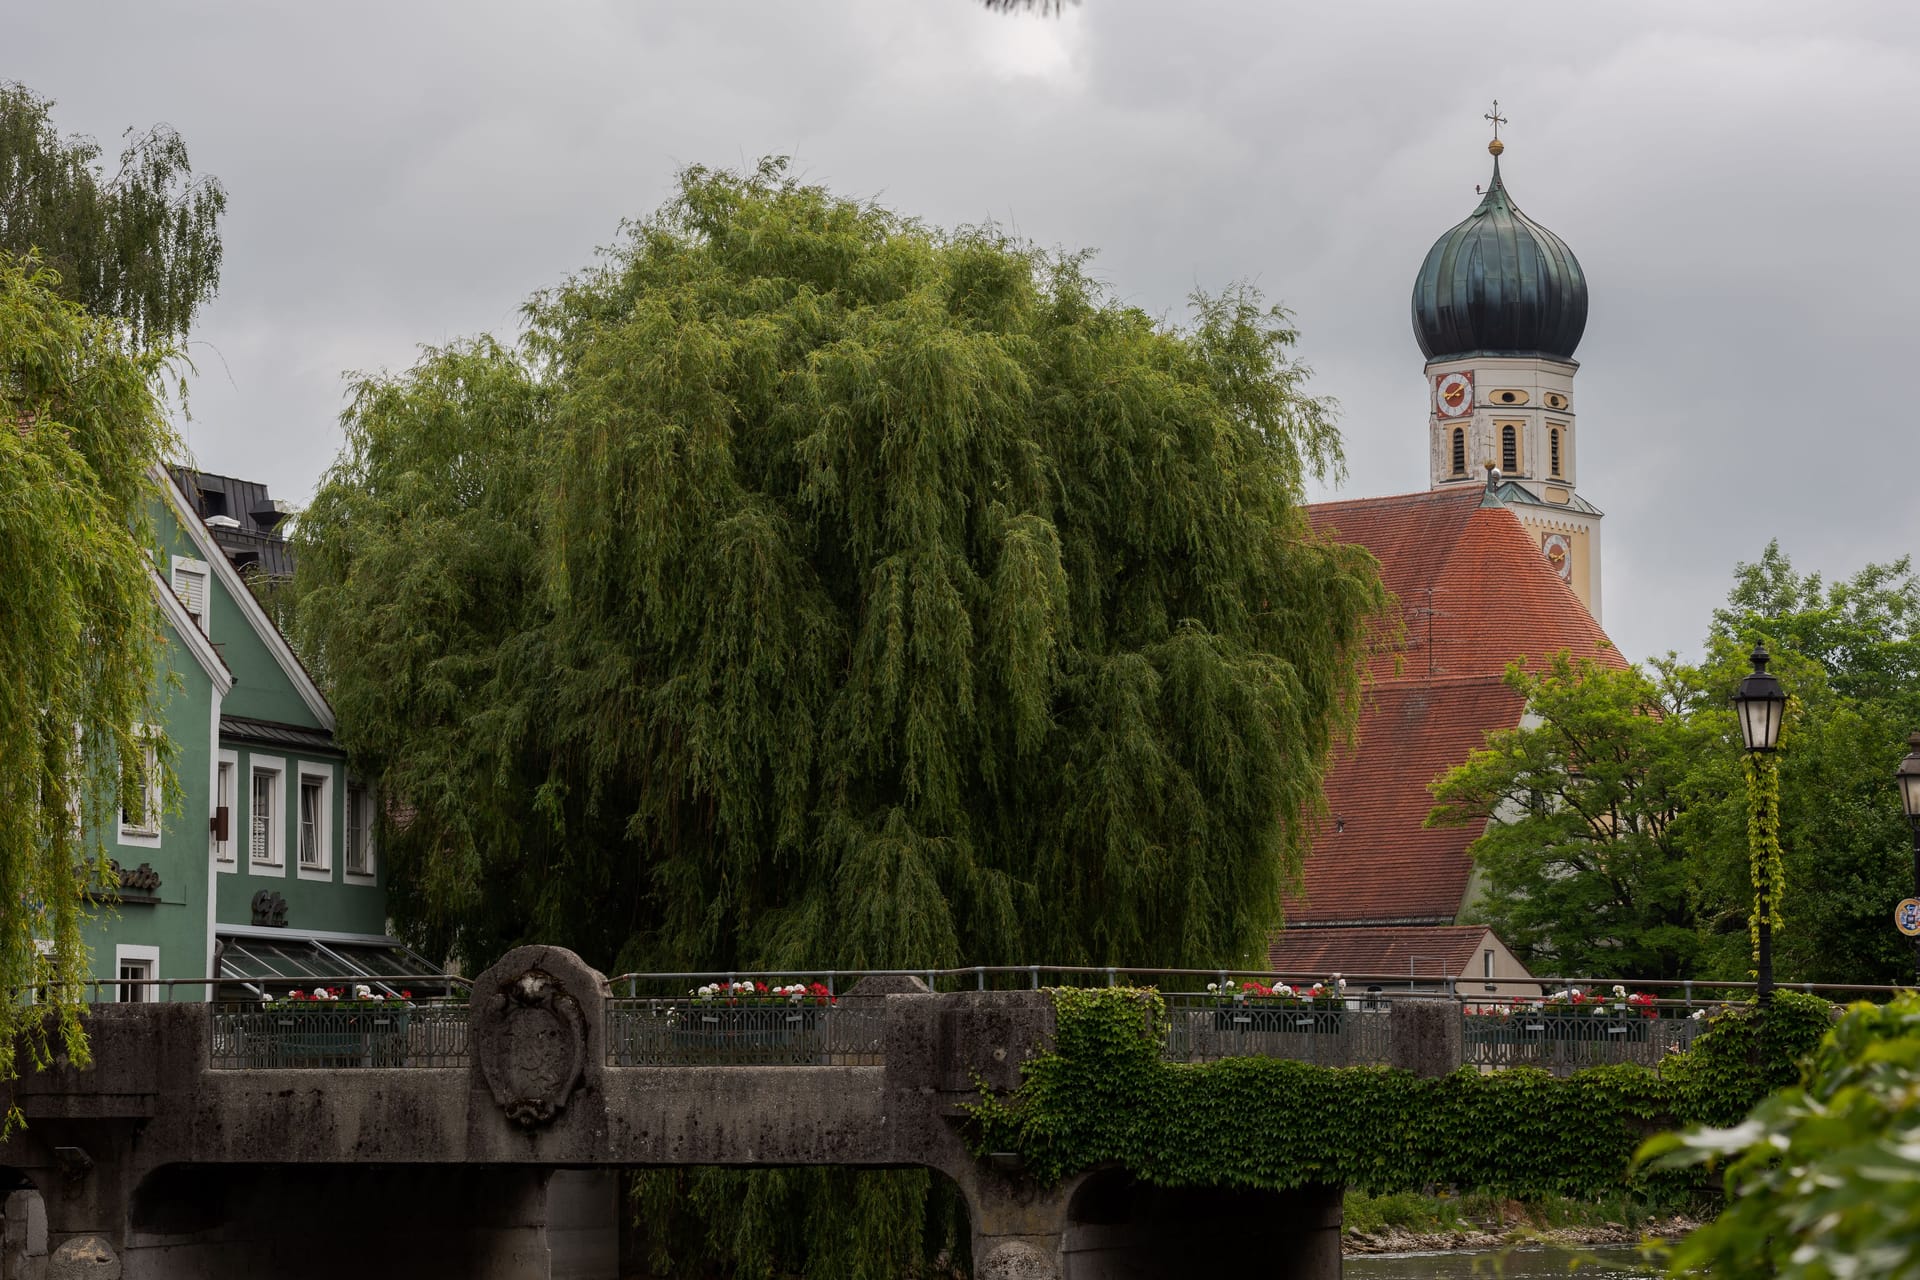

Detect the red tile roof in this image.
[1310,488,1620,684]
[1288,488,1627,927]
[1267,924,1495,979]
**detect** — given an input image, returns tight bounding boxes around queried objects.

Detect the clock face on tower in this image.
[1542,533,1573,581]
[1434,371,1473,418]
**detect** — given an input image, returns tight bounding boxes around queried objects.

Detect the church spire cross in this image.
[1485,100,1508,156]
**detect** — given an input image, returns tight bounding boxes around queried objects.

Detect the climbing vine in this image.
[965,987,1832,1199]
[1744,751,1787,966]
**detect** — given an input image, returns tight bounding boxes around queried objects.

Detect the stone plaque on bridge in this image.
[471,946,602,1129]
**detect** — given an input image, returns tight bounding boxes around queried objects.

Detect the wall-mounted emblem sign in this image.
[471,946,602,1131]
[250,889,289,927]
[1896,898,1920,938]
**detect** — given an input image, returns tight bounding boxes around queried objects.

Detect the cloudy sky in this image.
[14,3,1920,663]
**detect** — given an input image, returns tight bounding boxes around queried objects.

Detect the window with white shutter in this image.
[171,559,210,635]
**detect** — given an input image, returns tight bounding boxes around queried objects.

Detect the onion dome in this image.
[1411,143,1587,362]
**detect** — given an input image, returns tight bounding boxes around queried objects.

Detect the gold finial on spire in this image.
[1485,100,1508,156]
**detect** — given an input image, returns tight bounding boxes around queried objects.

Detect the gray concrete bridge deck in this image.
[2,946,1474,1279]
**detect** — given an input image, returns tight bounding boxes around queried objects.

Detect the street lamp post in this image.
[1733,645,1787,1005]
[1897,732,1920,985]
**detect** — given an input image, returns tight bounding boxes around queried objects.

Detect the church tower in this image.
[1410,119,1603,619]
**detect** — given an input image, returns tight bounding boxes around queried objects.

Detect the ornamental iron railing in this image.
[1161,994,1394,1066]
[1459,1000,1707,1076]
[210,1002,471,1069]
[604,1000,887,1067]
[112,966,1901,1073]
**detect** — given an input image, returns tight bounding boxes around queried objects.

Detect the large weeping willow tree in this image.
[295,159,1384,1275]
[0,253,177,1129]
[300,159,1381,974]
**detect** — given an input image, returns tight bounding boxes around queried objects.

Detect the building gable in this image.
[153,467,333,731]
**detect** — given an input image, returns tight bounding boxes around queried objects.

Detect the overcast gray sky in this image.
[14,2,1920,663]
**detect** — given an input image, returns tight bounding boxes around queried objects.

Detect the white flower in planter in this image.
[1613,985,1628,999]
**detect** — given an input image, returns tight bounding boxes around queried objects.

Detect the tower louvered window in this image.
[1501,425,1518,473]
[1450,428,1465,476]
[1550,428,1562,477]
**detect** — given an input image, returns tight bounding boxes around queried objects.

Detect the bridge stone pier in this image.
[2,947,1356,1279]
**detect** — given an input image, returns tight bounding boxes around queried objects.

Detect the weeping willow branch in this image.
[0,252,179,1133]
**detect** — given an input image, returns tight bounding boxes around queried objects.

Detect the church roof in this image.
[1309,487,1620,684]
[1411,154,1588,362]
[1286,488,1625,928]
[1268,923,1496,979]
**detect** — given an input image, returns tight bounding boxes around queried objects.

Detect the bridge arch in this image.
[2,1167,47,1280]
[126,1162,618,1279]
[1060,1168,1342,1280]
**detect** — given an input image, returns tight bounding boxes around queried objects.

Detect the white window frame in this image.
[170,554,212,637]
[212,749,240,869]
[28,938,54,1005]
[344,779,377,883]
[118,724,163,848]
[295,762,333,880]
[115,944,160,1004]
[248,755,287,875]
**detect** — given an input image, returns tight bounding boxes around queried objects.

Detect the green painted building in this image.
[87,469,432,1000]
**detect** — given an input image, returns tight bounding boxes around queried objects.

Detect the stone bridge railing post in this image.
[1389,998,1464,1077]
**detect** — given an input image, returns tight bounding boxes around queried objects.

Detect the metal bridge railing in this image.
[604,999,887,1067]
[209,1001,471,1069]
[95,966,1906,1072]
[1161,994,1394,1066]
[1459,998,1710,1076]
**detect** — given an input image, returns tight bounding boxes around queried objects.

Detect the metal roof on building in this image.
[1411,155,1588,362]
[216,933,455,999]
[168,466,298,579]
[219,714,338,753]
[1491,481,1604,516]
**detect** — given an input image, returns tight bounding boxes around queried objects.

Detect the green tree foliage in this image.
[1645,996,1920,1277]
[0,253,178,1128]
[1428,546,1920,987]
[1693,546,1920,985]
[295,160,1385,977]
[296,162,1382,1278]
[0,81,226,348]
[1427,654,1716,980]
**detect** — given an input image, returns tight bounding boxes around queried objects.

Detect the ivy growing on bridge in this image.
[965,988,1832,1200]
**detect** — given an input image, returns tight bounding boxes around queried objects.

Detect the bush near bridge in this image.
[964,987,1832,1200]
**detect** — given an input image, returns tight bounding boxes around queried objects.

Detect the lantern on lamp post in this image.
[1732,645,1787,1004]
[1896,732,1920,984]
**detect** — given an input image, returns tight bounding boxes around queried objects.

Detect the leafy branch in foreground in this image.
[1641,996,1920,1277]
[0,252,179,1131]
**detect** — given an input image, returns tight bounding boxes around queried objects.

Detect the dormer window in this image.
[1450,428,1466,476]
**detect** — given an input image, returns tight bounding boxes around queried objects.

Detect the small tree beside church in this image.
[1427,653,1716,981]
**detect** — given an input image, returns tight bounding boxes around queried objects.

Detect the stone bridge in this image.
[1,947,1476,1280]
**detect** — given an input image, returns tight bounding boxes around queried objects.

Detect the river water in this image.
[1347,1245,1653,1278]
